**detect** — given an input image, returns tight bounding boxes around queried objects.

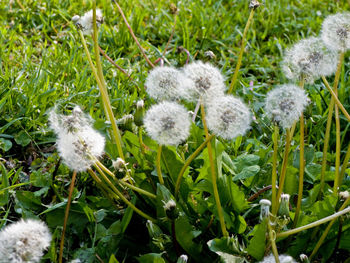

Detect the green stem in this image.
[334,98,341,193]
[274,129,292,215]
[339,143,350,186]
[271,125,279,215]
[94,164,156,222]
[319,53,344,198]
[267,220,280,263]
[309,197,350,260]
[94,160,156,199]
[200,102,228,237]
[156,145,164,185]
[228,9,255,94]
[277,206,350,239]
[175,134,214,198]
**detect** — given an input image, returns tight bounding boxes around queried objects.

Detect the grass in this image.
[1,0,350,262]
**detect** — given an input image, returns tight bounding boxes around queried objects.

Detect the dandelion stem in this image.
[319,53,344,199]
[156,145,164,185]
[274,129,292,215]
[271,125,279,215]
[228,8,255,94]
[267,220,280,263]
[200,102,228,237]
[334,97,341,193]
[277,206,350,239]
[175,134,215,198]
[93,164,157,222]
[112,0,155,68]
[309,197,350,260]
[94,160,156,199]
[339,143,350,186]
[59,170,77,263]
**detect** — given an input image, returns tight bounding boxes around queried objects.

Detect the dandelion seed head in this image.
[205,95,251,140]
[259,254,297,263]
[76,9,103,35]
[145,66,194,101]
[0,219,51,263]
[282,37,338,83]
[144,101,191,146]
[49,107,105,172]
[321,12,350,52]
[265,84,309,129]
[183,61,226,101]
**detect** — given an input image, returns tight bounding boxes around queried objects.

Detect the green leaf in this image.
[109,254,120,263]
[137,253,165,263]
[121,196,135,233]
[0,164,9,206]
[207,236,246,263]
[233,165,260,181]
[283,166,298,195]
[161,146,184,183]
[14,130,31,147]
[247,221,267,260]
[0,138,12,151]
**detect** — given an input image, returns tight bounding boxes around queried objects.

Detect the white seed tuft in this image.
[259,254,297,263]
[182,61,226,101]
[321,12,350,52]
[282,37,338,84]
[265,84,309,129]
[144,101,191,146]
[205,95,251,140]
[75,9,103,35]
[145,66,194,101]
[49,106,105,172]
[0,219,51,263]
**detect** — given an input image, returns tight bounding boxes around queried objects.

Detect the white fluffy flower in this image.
[265,84,309,129]
[145,66,194,101]
[144,101,191,146]
[205,95,251,140]
[282,37,338,83]
[259,254,297,263]
[0,219,51,263]
[182,61,226,101]
[74,9,103,35]
[321,12,350,52]
[49,106,105,172]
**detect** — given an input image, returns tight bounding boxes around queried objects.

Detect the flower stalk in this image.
[271,125,279,215]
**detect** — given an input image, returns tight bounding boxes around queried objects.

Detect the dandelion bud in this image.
[72,15,80,23]
[204,50,216,60]
[169,3,178,14]
[321,12,350,52]
[300,254,310,263]
[265,84,309,129]
[339,191,350,200]
[206,95,251,140]
[259,199,271,221]
[134,100,145,127]
[278,194,290,218]
[118,114,134,131]
[0,219,51,263]
[144,101,191,146]
[146,220,163,238]
[249,0,261,9]
[163,199,178,220]
[145,66,194,101]
[177,255,188,263]
[112,157,127,172]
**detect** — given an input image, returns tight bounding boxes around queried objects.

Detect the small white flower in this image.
[260,254,297,263]
[144,101,191,146]
[321,12,350,52]
[0,219,51,263]
[145,66,194,101]
[205,95,251,140]
[182,61,226,101]
[265,84,309,129]
[74,9,103,35]
[282,37,338,83]
[49,106,105,172]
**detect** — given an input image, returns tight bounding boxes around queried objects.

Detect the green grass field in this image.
[1,0,350,262]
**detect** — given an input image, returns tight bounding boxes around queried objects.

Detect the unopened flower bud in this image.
[113,157,126,172]
[134,100,145,127]
[163,199,178,220]
[118,114,134,131]
[169,3,178,14]
[72,15,80,23]
[249,0,261,9]
[339,191,350,200]
[259,199,271,221]
[300,254,309,263]
[146,220,163,238]
[278,194,290,218]
[177,255,188,263]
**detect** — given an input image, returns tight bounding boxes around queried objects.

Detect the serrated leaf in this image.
[247,221,267,260]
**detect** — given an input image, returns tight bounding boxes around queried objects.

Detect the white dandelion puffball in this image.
[74,9,103,35]
[259,254,297,263]
[183,61,226,101]
[206,95,251,140]
[49,106,105,172]
[282,37,338,83]
[265,84,309,129]
[321,12,350,52]
[0,219,51,263]
[144,101,191,146]
[145,66,194,101]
